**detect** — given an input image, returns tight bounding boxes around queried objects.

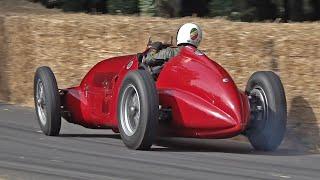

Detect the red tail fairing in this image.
[157,46,250,138]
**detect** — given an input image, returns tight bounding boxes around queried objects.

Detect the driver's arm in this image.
[143,47,178,65]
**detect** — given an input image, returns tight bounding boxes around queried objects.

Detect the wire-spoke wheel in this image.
[118,70,159,150]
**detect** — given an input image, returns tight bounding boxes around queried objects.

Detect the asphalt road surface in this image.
[0,103,319,180]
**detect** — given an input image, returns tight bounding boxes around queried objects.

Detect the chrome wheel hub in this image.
[120,84,141,136]
[36,80,47,126]
[249,85,268,123]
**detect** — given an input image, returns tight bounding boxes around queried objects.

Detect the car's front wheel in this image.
[117,70,159,150]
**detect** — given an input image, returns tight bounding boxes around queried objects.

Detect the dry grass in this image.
[0,13,319,151]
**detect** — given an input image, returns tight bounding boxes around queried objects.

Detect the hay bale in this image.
[0,16,10,101]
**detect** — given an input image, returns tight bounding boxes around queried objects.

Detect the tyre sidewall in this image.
[246,71,287,150]
[34,67,61,136]
[117,70,158,150]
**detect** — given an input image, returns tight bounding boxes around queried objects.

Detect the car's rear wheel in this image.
[118,70,159,150]
[245,71,287,151]
[34,66,61,136]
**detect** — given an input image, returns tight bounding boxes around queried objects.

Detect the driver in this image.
[142,23,203,65]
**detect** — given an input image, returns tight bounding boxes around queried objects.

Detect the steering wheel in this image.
[139,59,165,80]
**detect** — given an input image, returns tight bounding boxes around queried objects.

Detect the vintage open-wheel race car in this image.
[34,40,287,151]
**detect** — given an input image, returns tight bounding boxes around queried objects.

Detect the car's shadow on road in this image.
[59,133,313,156]
[59,133,121,139]
[152,137,314,156]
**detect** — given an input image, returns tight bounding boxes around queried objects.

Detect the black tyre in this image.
[34,66,61,136]
[117,70,159,150]
[245,71,287,151]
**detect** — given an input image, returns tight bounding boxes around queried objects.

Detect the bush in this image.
[208,0,233,17]
[155,0,182,18]
[181,0,208,17]
[61,0,87,12]
[85,0,106,13]
[139,0,156,16]
[61,0,106,13]
[107,0,139,14]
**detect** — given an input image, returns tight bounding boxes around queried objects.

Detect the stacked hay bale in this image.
[0,16,10,101]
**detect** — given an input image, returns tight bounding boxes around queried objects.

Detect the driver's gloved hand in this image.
[148,42,163,52]
[146,59,166,67]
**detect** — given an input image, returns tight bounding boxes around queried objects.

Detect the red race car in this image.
[34,41,287,151]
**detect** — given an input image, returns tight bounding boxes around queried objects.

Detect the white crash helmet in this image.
[176,23,202,47]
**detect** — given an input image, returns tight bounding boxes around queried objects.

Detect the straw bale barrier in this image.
[0,14,319,151]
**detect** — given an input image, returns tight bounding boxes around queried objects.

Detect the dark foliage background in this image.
[35,0,320,21]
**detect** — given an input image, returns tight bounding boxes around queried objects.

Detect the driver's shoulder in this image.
[164,46,181,53]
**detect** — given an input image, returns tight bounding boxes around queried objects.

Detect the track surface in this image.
[0,103,319,180]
